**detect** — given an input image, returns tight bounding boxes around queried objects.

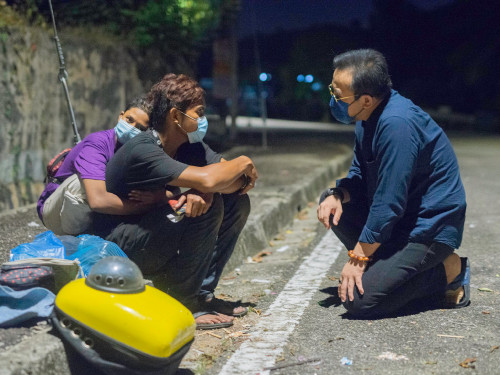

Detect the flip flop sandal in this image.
[444,257,470,308]
[202,297,248,317]
[193,311,234,330]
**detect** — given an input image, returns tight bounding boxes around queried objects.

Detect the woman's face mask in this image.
[114,119,141,144]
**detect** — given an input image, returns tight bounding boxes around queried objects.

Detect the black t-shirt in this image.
[106,130,222,198]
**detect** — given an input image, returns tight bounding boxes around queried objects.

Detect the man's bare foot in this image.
[445,285,465,305]
[443,253,461,284]
[195,313,233,325]
[443,253,464,305]
[229,306,245,316]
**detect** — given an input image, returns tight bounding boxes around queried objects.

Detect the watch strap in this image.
[327,187,345,202]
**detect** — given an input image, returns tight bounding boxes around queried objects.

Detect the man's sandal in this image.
[202,297,248,318]
[444,257,470,308]
[193,311,234,330]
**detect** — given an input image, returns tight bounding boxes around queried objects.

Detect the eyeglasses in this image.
[179,110,198,121]
[178,109,205,121]
[328,84,357,103]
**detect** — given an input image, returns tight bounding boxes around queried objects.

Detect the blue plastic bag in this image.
[9,231,65,261]
[67,235,127,276]
[57,235,81,257]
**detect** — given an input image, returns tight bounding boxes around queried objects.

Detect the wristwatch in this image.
[327,187,345,203]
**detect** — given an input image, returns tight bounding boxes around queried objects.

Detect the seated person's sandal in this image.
[193,311,233,330]
[201,296,248,317]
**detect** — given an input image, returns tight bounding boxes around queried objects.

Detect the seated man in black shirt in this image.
[102,74,258,329]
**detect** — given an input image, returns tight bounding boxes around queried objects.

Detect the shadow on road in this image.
[317,286,448,320]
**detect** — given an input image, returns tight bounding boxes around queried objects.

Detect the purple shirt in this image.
[37,129,117,220]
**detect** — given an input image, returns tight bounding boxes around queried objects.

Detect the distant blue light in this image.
[305,74,314,83]
[297,74,305,82]
[259,73,268,82]
[312,82,322,91]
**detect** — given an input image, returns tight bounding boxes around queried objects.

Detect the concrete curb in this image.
[0,331,71,375]
[0,203,37,219]
[0,147,354,375]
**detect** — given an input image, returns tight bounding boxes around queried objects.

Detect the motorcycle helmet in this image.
[53,256,195,375]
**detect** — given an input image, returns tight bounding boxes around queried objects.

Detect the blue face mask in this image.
[114,119,141,144]
[329,96,356,124]
[178,111,208,143]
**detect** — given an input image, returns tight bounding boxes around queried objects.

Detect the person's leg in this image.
[200,192,250,297]
[42,174,91,235]
[342,241,454,317]
[197,193,250,317]
[104,195,225,311]
[443,253,469,306]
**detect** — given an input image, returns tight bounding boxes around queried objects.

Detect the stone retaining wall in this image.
[0,25,174,212]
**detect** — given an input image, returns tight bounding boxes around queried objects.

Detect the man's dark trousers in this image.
[319,190,454,317]
[103,192,250,311]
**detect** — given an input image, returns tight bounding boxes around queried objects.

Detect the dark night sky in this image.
[230,0,500,122]
[237,0,456,37]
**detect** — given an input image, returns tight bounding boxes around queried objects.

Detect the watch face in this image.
[329,188,344,202]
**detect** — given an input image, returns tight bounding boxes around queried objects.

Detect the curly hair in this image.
[147,74,205,131]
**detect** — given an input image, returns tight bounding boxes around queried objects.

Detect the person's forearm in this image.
[89,191,151,215]
[352,241,380,258]
[217,174,248,194]
[174,156,254,193]
[203,156,253,192]
[84,178,152,215]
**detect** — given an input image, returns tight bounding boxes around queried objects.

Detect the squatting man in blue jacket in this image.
[317,49,469,317]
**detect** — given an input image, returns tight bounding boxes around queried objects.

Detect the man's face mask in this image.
[114,119,141,144]
[178,111,208,143]
[329,96,358,124]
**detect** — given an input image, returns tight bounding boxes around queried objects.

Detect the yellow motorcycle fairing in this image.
[55,279,195,358]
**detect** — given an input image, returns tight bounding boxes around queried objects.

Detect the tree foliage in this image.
[124,0,223,64]
[4,0,231,66]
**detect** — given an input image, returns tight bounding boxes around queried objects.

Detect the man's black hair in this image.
[333,49,392,99]
[124,95,153,116]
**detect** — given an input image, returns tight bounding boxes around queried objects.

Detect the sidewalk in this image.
[0,135,354,374]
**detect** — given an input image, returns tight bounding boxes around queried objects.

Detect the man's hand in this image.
[317,195,342,229]
[338,259,366,302]
[240,163,259,195]
[176,190,214,217]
